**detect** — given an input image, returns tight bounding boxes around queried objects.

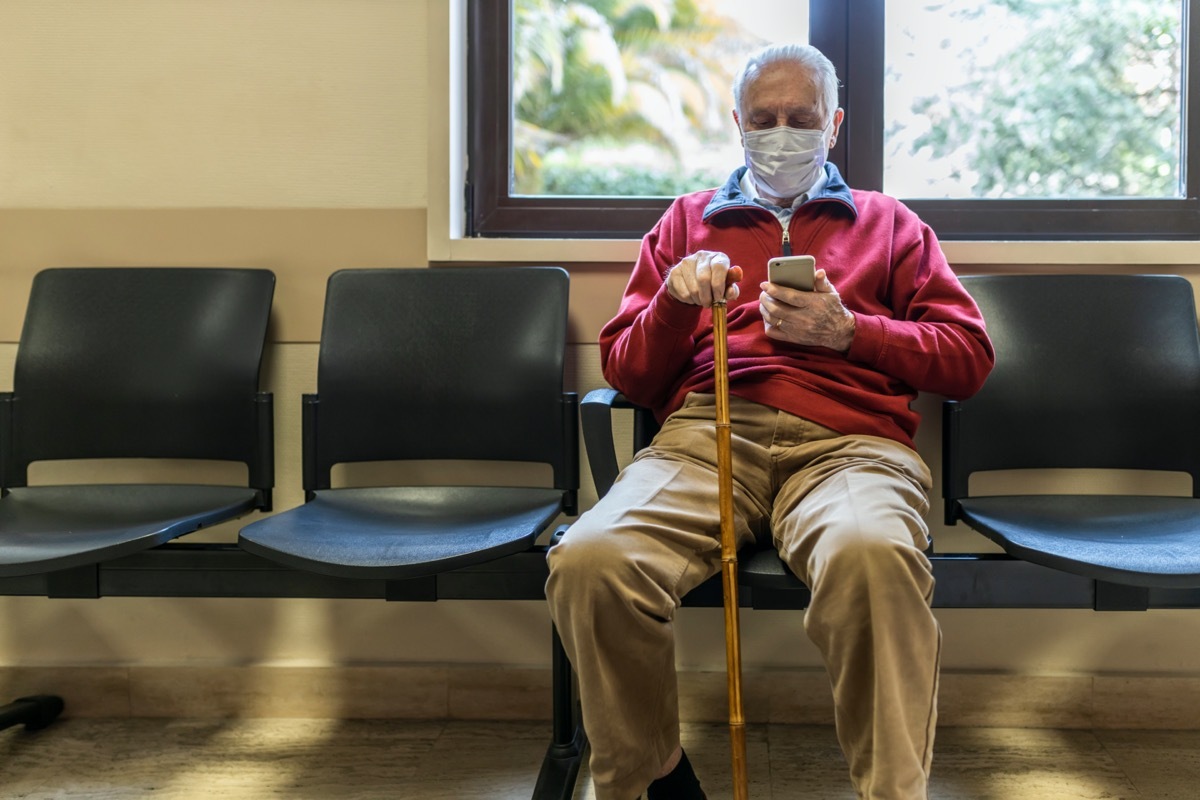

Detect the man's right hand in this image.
[666,250,743,307]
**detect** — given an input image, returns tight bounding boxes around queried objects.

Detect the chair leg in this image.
[0,695,64,733]
[531,624,588,800]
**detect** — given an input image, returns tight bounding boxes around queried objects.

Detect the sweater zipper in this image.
[781,223,792,256]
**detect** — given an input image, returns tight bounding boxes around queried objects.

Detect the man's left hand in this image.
[760,268,856,353]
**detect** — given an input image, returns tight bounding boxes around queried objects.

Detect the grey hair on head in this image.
[732,43,840,125]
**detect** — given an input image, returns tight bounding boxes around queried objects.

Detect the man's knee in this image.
[548,522,642,603]
[547,518,685,625]
[818,526,933,596]
[803,529,937,650]
[548,524,623,585]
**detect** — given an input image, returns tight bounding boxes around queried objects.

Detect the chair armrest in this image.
[942,399,964,526]
[0,392,12,493]
[301,393,321,499]
[560,392,580,516]
[581,389,624,499]
[582,390,660,499]
[252,392,274,511]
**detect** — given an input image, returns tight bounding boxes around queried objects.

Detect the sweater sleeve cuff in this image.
[651,285,704,330]
[846,312,887,365]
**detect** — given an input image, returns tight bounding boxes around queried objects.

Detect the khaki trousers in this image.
[546,394,939,800]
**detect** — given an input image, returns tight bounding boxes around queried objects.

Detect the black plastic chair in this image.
[943,273,1200,591]
[0,266,276,730]
[238,266,578,577]
[236,267,581,799]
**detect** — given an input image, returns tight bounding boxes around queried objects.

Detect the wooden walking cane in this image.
[712,295,750,800]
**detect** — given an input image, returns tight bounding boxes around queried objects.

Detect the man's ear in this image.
[732,109,743,146]
[829,108,845,149]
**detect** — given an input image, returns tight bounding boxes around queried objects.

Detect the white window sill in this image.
[432,236,1200,266]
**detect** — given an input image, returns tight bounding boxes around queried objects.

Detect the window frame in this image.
[467,0,1200,241]
[467,0,671,239]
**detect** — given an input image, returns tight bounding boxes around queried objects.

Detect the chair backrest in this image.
[306,267,577,495]
[1,268,275,490]
[944,274,1200,502]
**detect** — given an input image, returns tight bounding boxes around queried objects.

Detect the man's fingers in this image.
[724,265,744,302]
[711,255,732,302]
[695,257,714,306]
[699,252,731,306]
[814,268,835,293]
[667,251,739,306]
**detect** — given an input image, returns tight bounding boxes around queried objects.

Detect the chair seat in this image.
[738,544,807,590]
[0,485,263,577]
[959,495,1200,588]
[238,486,565,579]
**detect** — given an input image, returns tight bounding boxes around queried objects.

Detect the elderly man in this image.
[546,42,994,800]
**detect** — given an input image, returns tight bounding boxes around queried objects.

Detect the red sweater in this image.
[600,166,995,449]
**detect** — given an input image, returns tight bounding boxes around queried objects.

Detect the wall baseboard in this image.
[3,665,1198,729]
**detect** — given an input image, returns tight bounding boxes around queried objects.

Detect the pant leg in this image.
[771,430,938,800]
[546,395,772,800]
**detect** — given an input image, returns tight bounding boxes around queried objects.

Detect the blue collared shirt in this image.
[739,167,831,227]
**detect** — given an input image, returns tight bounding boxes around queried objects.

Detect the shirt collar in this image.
[701,164,858,222]
[739,168,830,213]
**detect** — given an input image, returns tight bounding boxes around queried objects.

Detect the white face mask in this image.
[742,125,829,200]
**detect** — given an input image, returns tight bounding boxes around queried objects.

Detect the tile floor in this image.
[3,718,1199,799]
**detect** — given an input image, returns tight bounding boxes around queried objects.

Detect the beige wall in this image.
[3,0,1200,685]
[0,0,421,210]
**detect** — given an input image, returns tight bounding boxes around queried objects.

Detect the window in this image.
[468,0,1200,240]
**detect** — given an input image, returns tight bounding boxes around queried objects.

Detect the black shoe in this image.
[646,749,707,800]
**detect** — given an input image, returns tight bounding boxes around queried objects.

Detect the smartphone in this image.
[767,255,816,291]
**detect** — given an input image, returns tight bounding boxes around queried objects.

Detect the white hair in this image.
[732,43,840,126]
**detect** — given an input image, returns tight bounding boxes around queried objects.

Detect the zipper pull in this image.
[781,226,792,256]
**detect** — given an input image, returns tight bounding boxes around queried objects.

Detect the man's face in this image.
[734,62,842,146]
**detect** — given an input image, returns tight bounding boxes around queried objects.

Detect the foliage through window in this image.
[885,0,1184,200]
[468,0,1199,239]
[511,0,806,198]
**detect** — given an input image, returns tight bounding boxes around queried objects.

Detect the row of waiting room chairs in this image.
[3,266,1200,800]
[0,266,583,796]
